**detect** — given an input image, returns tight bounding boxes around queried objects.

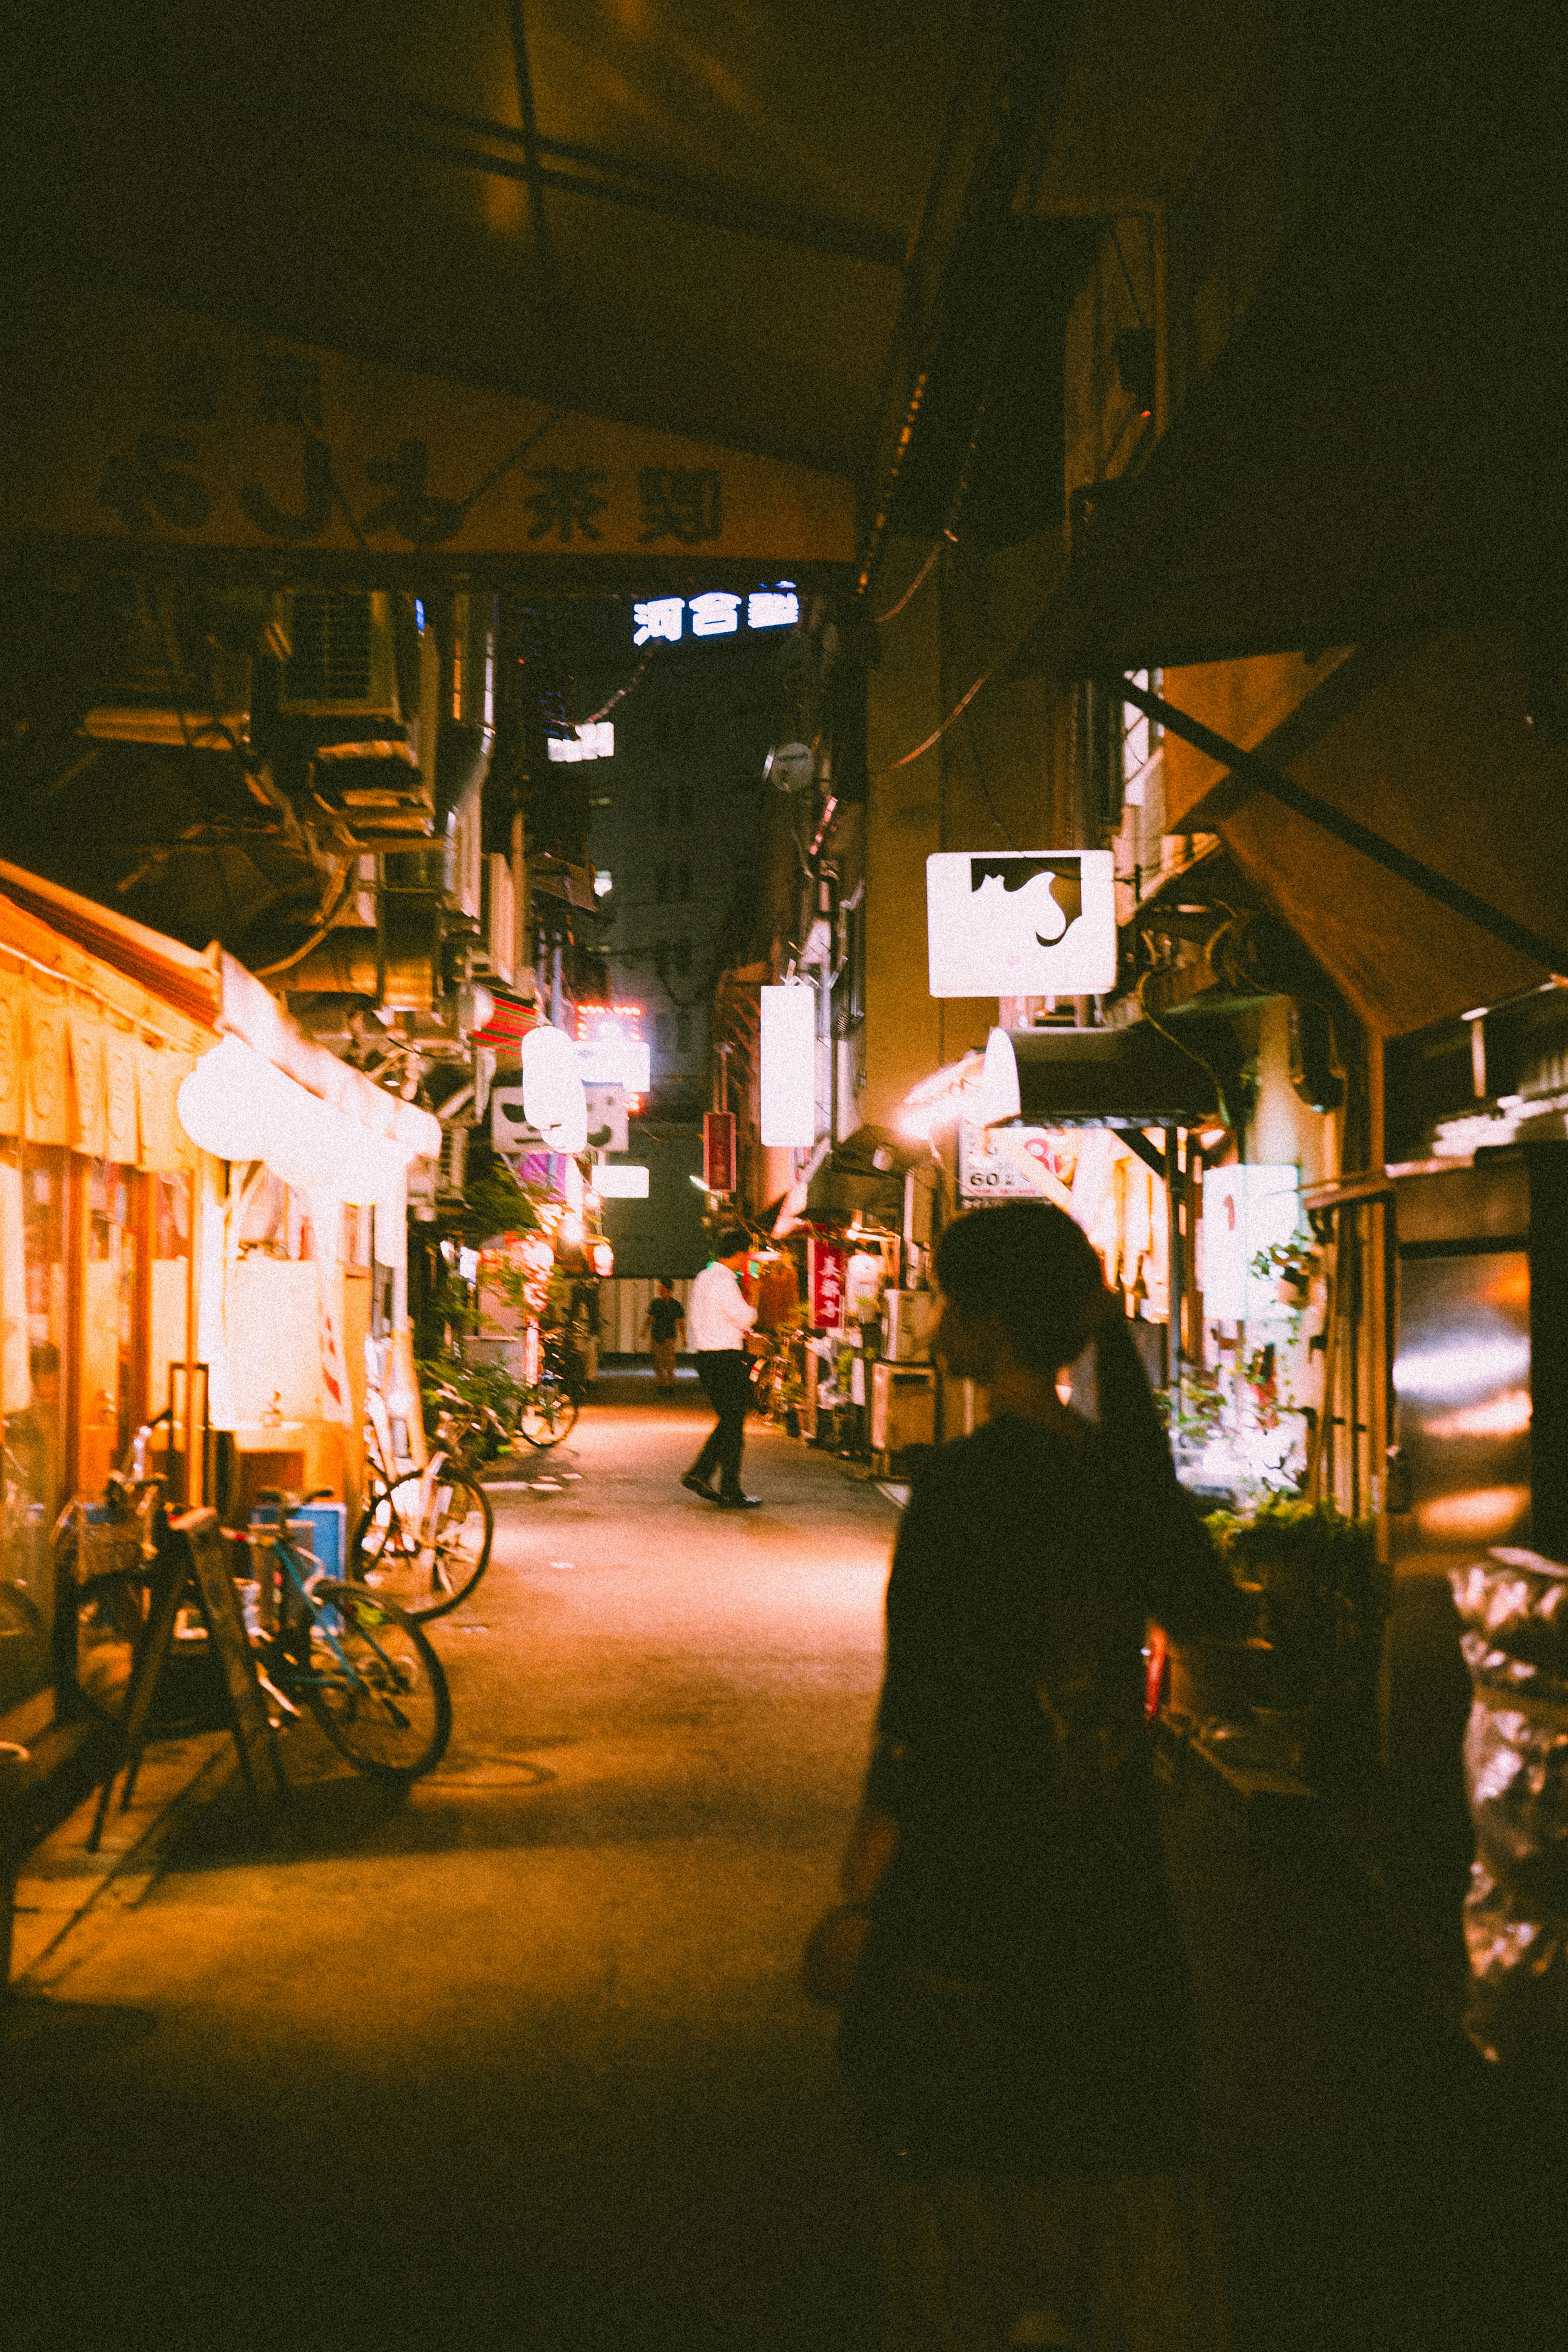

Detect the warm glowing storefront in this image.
[0,866,439,1721]
[0,878,216,1712]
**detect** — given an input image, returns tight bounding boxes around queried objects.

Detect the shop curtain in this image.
[105,1023,138,1163]
[0,966,21,1138]
[69,1008,108,1159]
[136,1037,196,1172]
[22,980,72,1147]
[1,1161,28,1412]
[310,1190,354,1426]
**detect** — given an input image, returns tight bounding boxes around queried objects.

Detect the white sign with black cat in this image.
[926,850,1116,997]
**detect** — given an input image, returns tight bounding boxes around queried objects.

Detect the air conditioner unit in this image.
[437,1123,468,1199]
[278,590,401,720]
[80,577,251,747]
[870,1361,936,1454]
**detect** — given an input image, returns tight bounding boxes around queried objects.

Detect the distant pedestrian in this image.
[813,1202,1247,2350]
[643,1279,686,1390]
[681,1228,763,1508]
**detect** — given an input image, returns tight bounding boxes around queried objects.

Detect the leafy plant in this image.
[1205,1496,1386,1699]
[415,1351,528,1456]
[1156,1364,1228,1451]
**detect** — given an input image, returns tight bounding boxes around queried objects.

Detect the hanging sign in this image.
[9,290,854,565]
[926,851,1117,998]
[703,1109,736,1193]
[958,1123,1077,1202]
[808,1237,847,1331]
[759,986,816,1148]
[1200,1165,1300,1322]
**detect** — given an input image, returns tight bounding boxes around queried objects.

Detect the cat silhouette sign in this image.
[925,851,1116,998]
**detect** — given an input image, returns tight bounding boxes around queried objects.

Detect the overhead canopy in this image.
[981,1024,1225,1132]
[9,1,967,483]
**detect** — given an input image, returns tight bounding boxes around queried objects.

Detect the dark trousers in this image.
[690,1349,751,1494]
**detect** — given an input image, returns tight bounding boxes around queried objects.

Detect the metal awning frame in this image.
[1118,677,1568,980]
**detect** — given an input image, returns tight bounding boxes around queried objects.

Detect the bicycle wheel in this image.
[299,1581,451,1782]
[351,1468,493,1620]
[519,1375,579,1449]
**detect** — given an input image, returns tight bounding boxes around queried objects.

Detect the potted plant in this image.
[1205,1496,1389,1775]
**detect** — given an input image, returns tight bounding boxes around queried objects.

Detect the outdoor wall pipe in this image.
[1116,676,1568,979]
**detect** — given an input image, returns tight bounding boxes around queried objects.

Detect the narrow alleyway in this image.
[0,1394,893,2352]
[2,1390,1557,2352]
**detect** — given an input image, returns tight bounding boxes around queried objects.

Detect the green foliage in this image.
[1156,1364,1227,1449]
[1205,1496,1387,1697]
[1249,1233,1322,1291]
[456,1157,542,1246]
[415,1351,527,1454]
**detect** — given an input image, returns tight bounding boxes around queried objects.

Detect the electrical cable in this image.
[582,650,654,727]
[962,699,1015,849]
[1134,963,1237,1133]
[251,858,361,977]
[875,541,943,625]
[869,582,1054,776]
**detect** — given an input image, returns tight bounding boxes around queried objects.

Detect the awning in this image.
[1140,635,1568,1036]
[0,857,441,1174]
[980,1023,1226,1130]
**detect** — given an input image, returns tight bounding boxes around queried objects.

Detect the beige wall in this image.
[862,534,1075,1127]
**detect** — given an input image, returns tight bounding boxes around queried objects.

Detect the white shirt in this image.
[686,1260,758,1353]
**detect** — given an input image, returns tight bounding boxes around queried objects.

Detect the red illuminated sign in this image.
[808,1237,846,1332]
[703,1110,736,1194]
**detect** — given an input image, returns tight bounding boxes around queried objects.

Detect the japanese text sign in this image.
[703,1109,736,1193]
[808,1237,847,1331]
[9,292,854,565]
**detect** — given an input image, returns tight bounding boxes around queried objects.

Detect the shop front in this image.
[0,866,439,1732]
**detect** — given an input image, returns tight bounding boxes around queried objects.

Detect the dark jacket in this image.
[840,1398,1246,2174]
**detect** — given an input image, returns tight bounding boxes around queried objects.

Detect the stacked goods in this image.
[1450,1549,1568,2065]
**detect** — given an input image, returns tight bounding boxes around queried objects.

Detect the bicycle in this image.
[53,1450,451,1786]
[516,1330,580,1450]
[239,1493,450,1784]
[350,1383,494,1621]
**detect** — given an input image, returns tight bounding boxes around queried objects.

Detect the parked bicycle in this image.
[53,1446,451,1787]
[350,1383,494,1620]
[240,1492,450,1784]
[517,1330,581,1449]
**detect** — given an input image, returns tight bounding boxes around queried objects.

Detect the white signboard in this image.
[521,1023,587,1154]
[595,1164,650,1198]
[491,1087,537,1160]
[760,984,816,1147]
[584,1085,629,1153]
[576,1037,651,1093]
[926,850,1116,997]
[1201,1164,1300,1322]
[958,1123,1076,1203]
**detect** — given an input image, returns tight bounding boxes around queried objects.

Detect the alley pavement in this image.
[3,1379,1560,2352]
[0,1384,894,2352]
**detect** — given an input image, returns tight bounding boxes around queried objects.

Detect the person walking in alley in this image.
[681,1228,763,1508]
[643,1278,686,1390]
[815,1202,1249,2351]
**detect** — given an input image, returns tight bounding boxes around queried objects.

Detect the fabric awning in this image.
[981,1023,1225,1130]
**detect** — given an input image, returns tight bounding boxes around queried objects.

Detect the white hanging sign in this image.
[926,851,1117,997]
[759,985,816,1147]
[1200,1164,1300,1322]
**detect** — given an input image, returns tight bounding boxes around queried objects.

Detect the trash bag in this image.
[1461,1860,1568,2069]
[1450,1550,1568,2066]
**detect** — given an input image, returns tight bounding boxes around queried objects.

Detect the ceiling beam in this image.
[504,0,560,317]
[191,88,906,272]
